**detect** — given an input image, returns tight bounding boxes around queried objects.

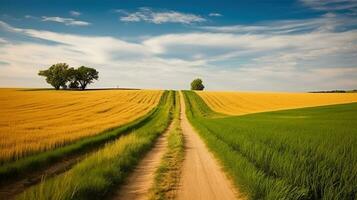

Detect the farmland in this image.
[17,91,176,200]
[0,89,356,200]
[183,91,357,199]
[198,91,357,115]
[3,0,357,199]
[0,89,162,163]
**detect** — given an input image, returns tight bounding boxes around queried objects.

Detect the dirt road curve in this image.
[177,92,238,200]
[112,123,172,200]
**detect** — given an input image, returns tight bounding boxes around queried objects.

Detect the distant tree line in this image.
[38,63,99,90]
[309,90,357,93]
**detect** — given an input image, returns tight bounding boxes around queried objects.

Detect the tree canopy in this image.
[38,63,71,90]
[75,66,99,90]
[38,63,99,90]
[191,78,205,90]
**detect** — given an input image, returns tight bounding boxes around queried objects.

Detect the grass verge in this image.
[17,90,176,200]
[149,91,184,200]
[183,90,357,200]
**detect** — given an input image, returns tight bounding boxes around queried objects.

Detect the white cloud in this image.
[41,16,90,26]
[300,0,357,12]
[0,14,357,91]
[140,14,357,90]
[201,13,357,34]
[0,21,201,89]
[143,33,291,53]
[121,14,141,22]
[24,15,38,19]
[0,37,7,43]
[0,20,18,32]
[143,30,357,69]
[119,7,206,24]
[209,13,222,17]
[70,10,81,17]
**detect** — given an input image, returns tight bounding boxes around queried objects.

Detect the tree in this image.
[191,78,205,90]
[38,63,71,90]
[75,66,99,90]
[38,64,99,90]
[68,81,79,89]
[67,67,80,89]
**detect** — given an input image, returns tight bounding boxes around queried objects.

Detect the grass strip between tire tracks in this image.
[149,91,184,200]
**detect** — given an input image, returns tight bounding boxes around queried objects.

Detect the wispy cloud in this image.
[201,13,357,34]
[41,16,90,26]
[209,13,222,17]
[300,0,357,12]
[1,12,357,91]
[0,20,19,32]
[24,15,38,19]
[141,13,357,90]
[143,31,357,61]
[0,37,7,43]
[118,7,206,24]
[0,20,201,89]
[69,10,81,17]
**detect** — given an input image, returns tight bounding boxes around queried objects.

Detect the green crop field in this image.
[183,91,357,200]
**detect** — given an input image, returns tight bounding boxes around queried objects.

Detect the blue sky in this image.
[0,0,356,91]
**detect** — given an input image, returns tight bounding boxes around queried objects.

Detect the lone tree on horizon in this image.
[191,78,205,90]
[39,63,99,90]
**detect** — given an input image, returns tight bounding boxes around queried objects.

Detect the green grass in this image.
[183,90,357,200]
[149,91,184,200]
[17,91,176,200]
[0,92,166,183]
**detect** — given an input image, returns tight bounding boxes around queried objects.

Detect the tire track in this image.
[111,122,173,200]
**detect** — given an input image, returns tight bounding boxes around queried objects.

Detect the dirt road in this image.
[177,92,238,200]
[112,123,173,200]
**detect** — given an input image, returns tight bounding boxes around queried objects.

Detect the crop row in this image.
[198,91,357,116]
[0,89,162,163]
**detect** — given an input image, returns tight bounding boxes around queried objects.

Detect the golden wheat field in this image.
[0,89,162,163]
[197,91,357,116]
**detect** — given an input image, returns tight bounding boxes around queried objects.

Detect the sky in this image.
[0,0,357,91]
